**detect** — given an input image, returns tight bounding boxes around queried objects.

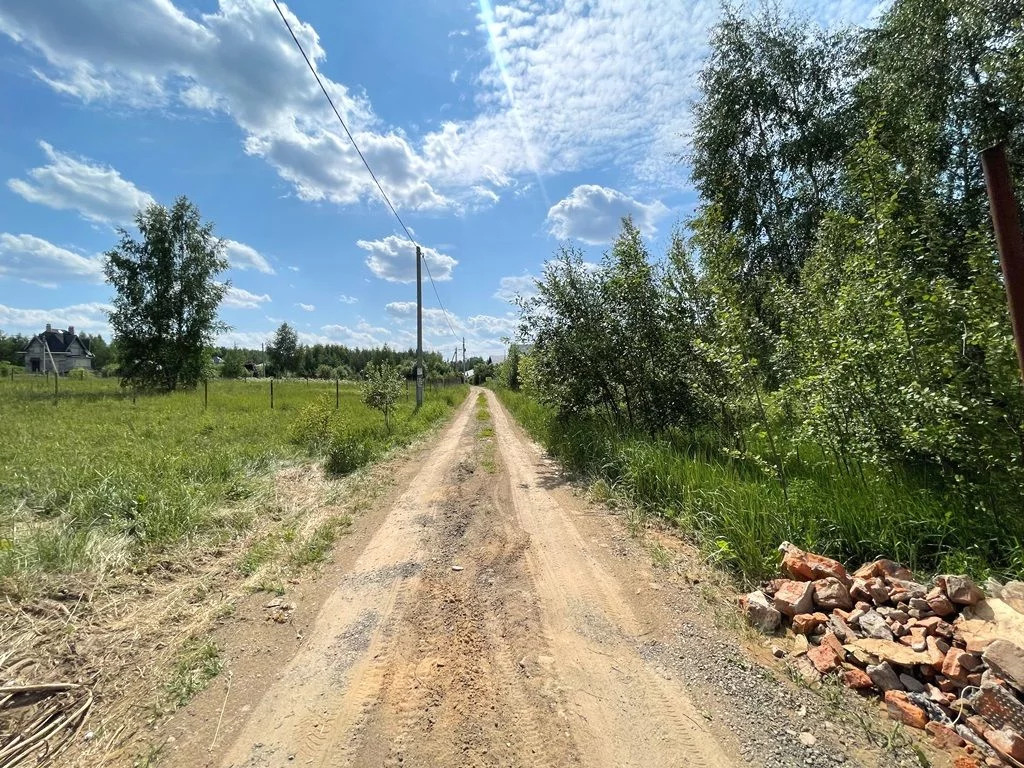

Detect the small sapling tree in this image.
[361,362,403,431]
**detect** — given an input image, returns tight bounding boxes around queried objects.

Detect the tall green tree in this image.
[267,322,299,376]
[104,197,228,391]
[689,6,859,382]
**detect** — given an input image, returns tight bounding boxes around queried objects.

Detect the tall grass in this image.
[0,374,466,591]
[494,386,1024,583]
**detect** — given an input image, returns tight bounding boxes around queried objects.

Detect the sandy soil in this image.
[165,389,734,768]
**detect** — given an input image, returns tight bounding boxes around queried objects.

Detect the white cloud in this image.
[319,320,395,348]
[338,294,358,304]
[0,233,105,288]
[0,0,882,211]
[546,185,669,244]
[297,302,315,312]
[0,0,450,211]
[0,302,112,334]
[357,236,457,283]
[287,265,300,272]
[384,300,514,357]
[494,273,537,303]
[7,141,155,225]
[223,239,275,274]
[221,285,271,309]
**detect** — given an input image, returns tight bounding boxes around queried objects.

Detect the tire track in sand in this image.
[484,387,733,768]
[217,397,476,768]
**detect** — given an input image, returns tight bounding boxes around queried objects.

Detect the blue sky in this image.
[0,0,880,359]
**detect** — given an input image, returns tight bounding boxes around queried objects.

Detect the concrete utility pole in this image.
[982,144,1024,381]
[416,245,424,407]
[462,337,466,376]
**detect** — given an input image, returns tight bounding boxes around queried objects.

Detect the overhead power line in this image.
[270,0,461,346]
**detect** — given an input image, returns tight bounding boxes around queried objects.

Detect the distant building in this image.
[464,368,475,381]
[22,324,94,374]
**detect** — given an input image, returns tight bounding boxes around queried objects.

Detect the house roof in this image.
[24,329,94,356]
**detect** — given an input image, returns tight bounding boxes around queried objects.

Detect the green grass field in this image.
[0,373,466,593]
[494,386,1024,585]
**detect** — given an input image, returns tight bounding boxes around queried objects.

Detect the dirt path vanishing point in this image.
[166,387,735,768]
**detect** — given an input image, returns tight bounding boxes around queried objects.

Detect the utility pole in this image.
[416,245,424,407]
[462,337,466,377]
[982,144,1024,381]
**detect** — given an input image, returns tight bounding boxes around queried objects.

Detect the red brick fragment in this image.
[773,580,815,617]
[925,720,965,750]
[808,642,843,675]
[843,667,874,689]
[884,690,928,729]
[985,727,1024,763]
[792,612,829,635]
[779,542,851,585]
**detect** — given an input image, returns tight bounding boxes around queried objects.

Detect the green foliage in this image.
[503,344,521,390]
[220,348,246,379]
[167,640,222,707]
[0,332,30,366]
[104,196,228,391]
[267,323,299,376]
[511,1,1024,582]
[315,363,334,380]
[360,361,403,431]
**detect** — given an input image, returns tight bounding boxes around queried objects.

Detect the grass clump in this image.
[290,515,351,567]
[167,639,222,708]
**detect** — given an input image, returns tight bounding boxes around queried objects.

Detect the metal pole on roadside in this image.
[415,245,424,408]
[53,369,58,406]
[270,378,274,409]
[982,144,1024,381]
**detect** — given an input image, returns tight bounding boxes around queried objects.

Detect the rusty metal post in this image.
[983,144,1024,381]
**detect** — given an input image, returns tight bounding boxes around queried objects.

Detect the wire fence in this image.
[1,369,467,410]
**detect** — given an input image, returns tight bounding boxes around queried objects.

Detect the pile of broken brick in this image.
[740,542,1024,767]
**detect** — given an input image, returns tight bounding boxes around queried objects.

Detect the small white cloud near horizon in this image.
[0,301,112,334]
[223,239,275,274]
[7,141,155,226]
[297,302,315,312]
[357,236,457,283]
[0,233,105,288]
[338,294,359,304]
[222,286,271,309]
[546,185,669,245]
[494,273,537,304]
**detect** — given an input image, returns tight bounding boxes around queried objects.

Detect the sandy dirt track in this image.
[183,388,735,768]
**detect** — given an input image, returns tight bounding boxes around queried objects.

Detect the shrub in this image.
[315,364,334,380]
[325,428,380,475]
[289,394,336,454]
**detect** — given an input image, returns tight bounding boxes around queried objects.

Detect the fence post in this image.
[336,377,339,409]
[982,144,1024,381]
[53,370,58,406]
[270,378,275,409]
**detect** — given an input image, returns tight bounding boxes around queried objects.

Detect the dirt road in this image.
[185,388,735,768]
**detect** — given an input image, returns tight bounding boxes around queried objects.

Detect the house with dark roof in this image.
[21,324,94,374]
